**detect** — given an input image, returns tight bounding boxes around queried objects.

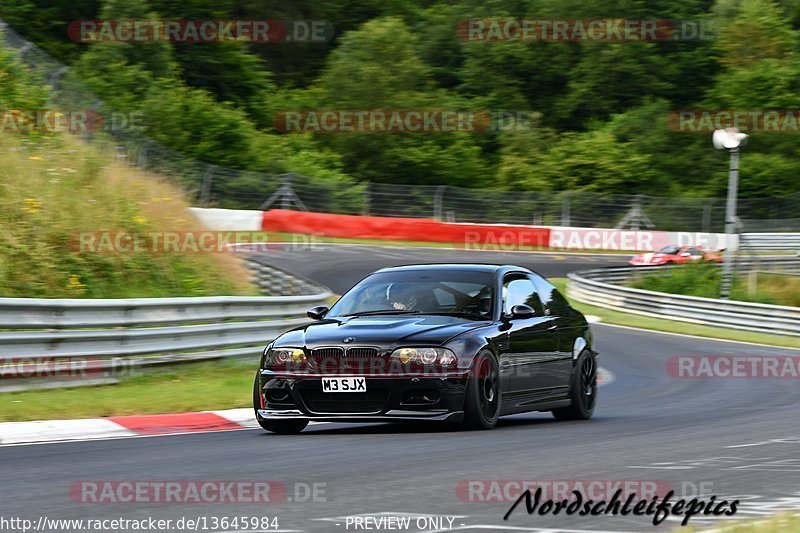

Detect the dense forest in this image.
[2,0,800,201]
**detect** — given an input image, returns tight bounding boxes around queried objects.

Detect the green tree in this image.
[72,0,176,109]
[0,39,49,110]
[527,129,656,194]
[716,0,796,67]
[314,17,489,187]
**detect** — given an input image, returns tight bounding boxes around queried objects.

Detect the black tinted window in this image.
[329,269,495,318]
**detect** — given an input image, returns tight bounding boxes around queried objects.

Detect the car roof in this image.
[376,264,533,275]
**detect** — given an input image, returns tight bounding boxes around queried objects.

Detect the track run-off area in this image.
[2,245,799,533]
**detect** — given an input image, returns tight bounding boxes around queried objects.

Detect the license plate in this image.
[321,377,366,393]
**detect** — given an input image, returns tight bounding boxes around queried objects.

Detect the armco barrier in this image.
[740,233,800,252]
[567,266,800,337]
[0,286,331,386]
[260,209,551,247]
[245,257,329,296]
[190,207,800,253]
[257,209,733,251]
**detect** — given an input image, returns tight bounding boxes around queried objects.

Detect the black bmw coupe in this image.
[253,264,598,433]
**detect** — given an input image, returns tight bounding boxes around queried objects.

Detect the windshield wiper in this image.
[341,309,422,317]
[412,311,489,320]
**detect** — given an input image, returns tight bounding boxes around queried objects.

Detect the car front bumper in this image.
[256,369,469,423]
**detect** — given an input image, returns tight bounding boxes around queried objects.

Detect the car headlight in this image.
[390,347,457,366]
[266,347,307,366]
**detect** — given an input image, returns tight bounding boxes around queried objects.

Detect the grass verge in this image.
[0,358,256,422]
[551,278,800,348]
[628,262,800,307]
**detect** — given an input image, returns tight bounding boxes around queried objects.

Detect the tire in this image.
[552,350,597,421]
[252,374,308,434]
[463,350,501,430]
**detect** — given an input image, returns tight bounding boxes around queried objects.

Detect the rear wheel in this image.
[552,350,596,421]
[252,374,308,434]
[463,350,501,430]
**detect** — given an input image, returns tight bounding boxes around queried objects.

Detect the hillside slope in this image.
[0,133,256,298]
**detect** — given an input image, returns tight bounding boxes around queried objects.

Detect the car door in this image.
[531,274,580,396]
[685,247,704,261]
[499,273,561,405]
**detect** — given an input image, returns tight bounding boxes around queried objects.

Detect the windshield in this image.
[328,269,495,319]
[657,245,681,255]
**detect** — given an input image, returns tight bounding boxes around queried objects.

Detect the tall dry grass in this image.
[0,133,256,297]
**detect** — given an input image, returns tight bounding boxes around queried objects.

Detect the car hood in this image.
[275,315,489,349]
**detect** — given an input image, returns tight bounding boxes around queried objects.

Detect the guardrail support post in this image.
[199,169,213,206]
[433,185,446,222]
[703,199,714,233]
[362,182,370,216]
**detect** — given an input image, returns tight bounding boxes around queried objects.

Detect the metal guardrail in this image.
[734,256,800,274]
[245,256,329,296]
[0,295,325,330]
[740,233,800,252]
[567,266,800,337]
[0,272,332,387]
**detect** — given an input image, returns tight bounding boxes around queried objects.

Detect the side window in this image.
[686,247,703,256]
[531,274,571,317]
[503,275,543,316]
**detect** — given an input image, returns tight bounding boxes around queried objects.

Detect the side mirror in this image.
[307,306,329,320]
[509,304,535,319]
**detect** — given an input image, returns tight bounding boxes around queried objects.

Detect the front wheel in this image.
[253,374,308,434]
[552,350,597,421]
[463,350,501,430]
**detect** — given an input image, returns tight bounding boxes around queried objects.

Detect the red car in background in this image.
[628,245,724,266]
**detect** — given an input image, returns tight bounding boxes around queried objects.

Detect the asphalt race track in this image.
[249,243,628,294]
[2,247,799,533]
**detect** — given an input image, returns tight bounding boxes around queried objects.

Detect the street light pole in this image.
[719,146,740,299]
[712,127,747,299]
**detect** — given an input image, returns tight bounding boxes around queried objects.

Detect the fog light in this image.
[267,389,290,403]
[403,389,440,405]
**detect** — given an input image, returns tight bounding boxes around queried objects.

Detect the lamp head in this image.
[713,128,748,150]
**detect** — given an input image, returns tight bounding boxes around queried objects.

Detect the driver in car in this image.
[387,283,418,310]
